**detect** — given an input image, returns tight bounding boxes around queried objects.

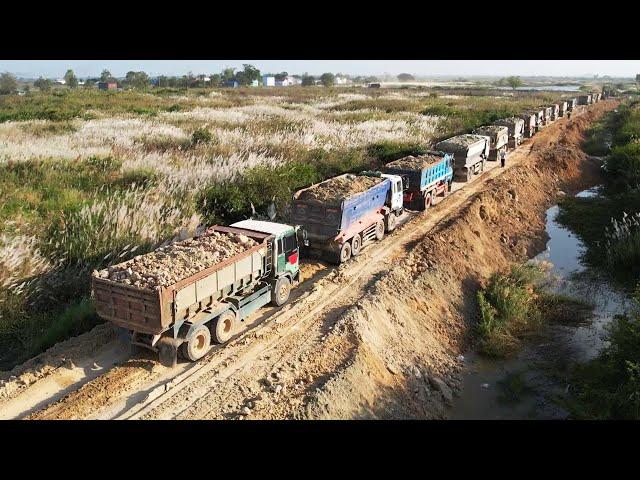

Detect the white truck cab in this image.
[381,173,404,213]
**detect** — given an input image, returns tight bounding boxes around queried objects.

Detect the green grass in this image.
[476,264,591,358]
[565,293,640,419]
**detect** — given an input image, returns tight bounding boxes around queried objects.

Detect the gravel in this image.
[93,230,258,290]
[296,174,384,206]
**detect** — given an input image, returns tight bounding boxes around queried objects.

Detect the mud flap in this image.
[157,338,179,368]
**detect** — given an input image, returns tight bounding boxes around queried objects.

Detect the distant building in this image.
[335,76,350,85]
[98,82,117,91]
[55,79,66,85]
[263,75,275,87]
[368,83,381,89]
[251,79,259,87]
[227,79,240,88]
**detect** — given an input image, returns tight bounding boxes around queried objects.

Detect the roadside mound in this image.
[300,102,615,419]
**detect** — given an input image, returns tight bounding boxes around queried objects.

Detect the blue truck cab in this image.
[381,151,454,211]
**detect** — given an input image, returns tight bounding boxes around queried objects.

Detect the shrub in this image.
[191,127,213,145]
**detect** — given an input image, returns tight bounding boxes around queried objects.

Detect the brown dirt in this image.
[93,230,257,289]
[5,100,616,420]
[295,174,383,205]
[385,154,443,170]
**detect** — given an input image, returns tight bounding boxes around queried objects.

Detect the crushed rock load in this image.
[297,174,384,206]
[436,134,487,150]
[385,154,444,171]
[93,230,258,290]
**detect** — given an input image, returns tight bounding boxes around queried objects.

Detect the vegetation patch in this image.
[476,264,591,358]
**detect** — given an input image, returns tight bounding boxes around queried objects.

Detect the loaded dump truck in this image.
[473,125,509,160]
[548,104,559,122]
[381,151,454,211]
[566,98,577,112]
[558,101,568,117]
[578,94,592,105]
[92,222,301,366]
[493,117,525,148]
[521,112,537,138]
[435,134,490,182]
[291,172,403,264]
[531,109,545,131]
[543,106,553,126]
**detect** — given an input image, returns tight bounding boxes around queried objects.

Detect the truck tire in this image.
[425,192,433,209]
[212,311,236,344]
[158,337,178,367]
[272,276,291,306]
[447,180,453,194]
[179,325,211,362]
[385,212,397,232]
[339,241,352,263]
[351,233,362,256]
[375,220,385,241]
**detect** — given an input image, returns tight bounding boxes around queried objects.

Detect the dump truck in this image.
[578,94,592,105]
[566,98,577,112]
[521,112,537,138]
[435,134,490,182]
[291,172,404,264]
[381,151,454,211]
[531,108,545,130]
[92,222,301,366]
[473,125,509,160]
[543,106,553,126]
[548,104,560,121]
[558,101,568,117]
[493,117,525,148]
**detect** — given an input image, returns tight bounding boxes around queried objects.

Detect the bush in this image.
[191,127,213,145]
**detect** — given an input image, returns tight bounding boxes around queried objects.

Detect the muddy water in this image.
[449,187,633,420]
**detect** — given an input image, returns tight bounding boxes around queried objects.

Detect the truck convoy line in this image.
[91,92,605,367]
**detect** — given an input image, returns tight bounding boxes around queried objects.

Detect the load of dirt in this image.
[475,125,508,137]
[384,154,444,171]
[93,230,257,290]
[436,134,487,151]
[296,174,384,206]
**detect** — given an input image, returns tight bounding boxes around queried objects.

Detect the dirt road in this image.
[0,101,617,420]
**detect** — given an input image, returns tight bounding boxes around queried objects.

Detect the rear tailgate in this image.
[92,277,168,335]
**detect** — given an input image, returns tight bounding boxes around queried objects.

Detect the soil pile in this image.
[296,174,383,206]
[385,154,444,171]
[93,231,257,289]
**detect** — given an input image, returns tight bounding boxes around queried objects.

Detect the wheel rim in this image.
[195,333,206,350]
[223,318,232,333]
[341,244,351,262]
[352,236,361,253]
[278,283,288,301]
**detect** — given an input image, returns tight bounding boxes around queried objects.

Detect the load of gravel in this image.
[296,174,384,206]
[384,154,444,171]
[92,230,258,290]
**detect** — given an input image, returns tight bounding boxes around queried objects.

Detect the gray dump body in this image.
[548,104,559,121]
[558,101,568,117]
[566,98,577,111]
[474,125,509,157]
[578,94,592,105]
[435,134,490,181]
[521,112,537,137]
[493,117,525,147]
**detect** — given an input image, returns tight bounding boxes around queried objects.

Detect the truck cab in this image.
[380,173,404,213]
[230,220,301,284]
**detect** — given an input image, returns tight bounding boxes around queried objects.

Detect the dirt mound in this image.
[295,174,383,206]
[384,154,444,171]
[93,230,257,289]
[299,102,615,419]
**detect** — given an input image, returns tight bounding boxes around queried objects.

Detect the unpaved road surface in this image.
[0,101,617,420]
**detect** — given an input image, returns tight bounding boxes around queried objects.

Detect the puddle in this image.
[449,186,633,419]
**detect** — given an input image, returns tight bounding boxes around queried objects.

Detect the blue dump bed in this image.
[382,153,453,194]
[291,174,390,243]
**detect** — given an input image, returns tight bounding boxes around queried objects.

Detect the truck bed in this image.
[92,226,271,335]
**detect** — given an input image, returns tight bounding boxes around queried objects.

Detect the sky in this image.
[1,60,639,79]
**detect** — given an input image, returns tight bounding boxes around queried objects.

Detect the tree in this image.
[235,64,261,86]
[100,69,114,82]
[0,72,18,95]
[636,74,640,85]
[124,71,149,89]
[209,74,221,87]
[397,73,415,82]
[34,77,53,92]
[221,68,235,85]
[506,76,523,90]
[301,74,315,86]
[64,69,78,89]
[320,73,335,87]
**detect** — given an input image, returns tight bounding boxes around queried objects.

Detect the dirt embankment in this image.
[300,103,615,419]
